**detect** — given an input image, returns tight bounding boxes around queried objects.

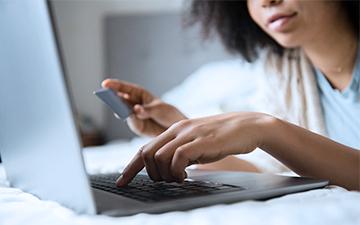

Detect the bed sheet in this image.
[0,142,359,225]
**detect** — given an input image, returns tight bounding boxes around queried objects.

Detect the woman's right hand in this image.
[102,79,187,137]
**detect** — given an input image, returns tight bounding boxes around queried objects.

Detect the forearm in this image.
[261,118,360,190]
[196,156,260,173]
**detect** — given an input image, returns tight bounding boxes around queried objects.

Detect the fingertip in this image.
[172,171,185,183]
[133,104,144,114]
[176,178,184,184]
[115,175,127,187]
[123,93,130,99]
[178,172,187,183]
[134,106,149,119]
[133,104,142,111]
[117,92,125,98]
[116,153,144,187]
[101,79,111,88]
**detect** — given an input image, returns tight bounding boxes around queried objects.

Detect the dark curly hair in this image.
[188,0,360,62]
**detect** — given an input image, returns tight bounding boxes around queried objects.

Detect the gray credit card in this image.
[93,88,132,120]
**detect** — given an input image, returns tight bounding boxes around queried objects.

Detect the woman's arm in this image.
[196,156,260,172]
[261,118,360,190]
[116,112,359,190]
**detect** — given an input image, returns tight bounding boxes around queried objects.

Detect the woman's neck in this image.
[303,17,358,91]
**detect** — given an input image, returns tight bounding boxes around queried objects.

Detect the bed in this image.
[1,60,359,225]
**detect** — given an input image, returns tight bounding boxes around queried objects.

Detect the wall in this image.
[51,0,185,131]
[51,0,231,140]
[104,13,231,139]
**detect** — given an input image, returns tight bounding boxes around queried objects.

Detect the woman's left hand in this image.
[116,112,275,186]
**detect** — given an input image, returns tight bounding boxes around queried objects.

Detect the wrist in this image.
[256,114,282,150]
[167,107,188,128]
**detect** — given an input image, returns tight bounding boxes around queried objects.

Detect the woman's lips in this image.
[267,12,297,32]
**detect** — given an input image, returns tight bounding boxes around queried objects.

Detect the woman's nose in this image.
[261,0,283,8]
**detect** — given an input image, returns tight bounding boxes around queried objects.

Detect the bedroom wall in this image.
[51,0,231,141]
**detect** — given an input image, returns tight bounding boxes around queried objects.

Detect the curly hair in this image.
[189,0,360,62]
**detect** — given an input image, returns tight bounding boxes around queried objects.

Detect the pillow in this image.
[161,59,262,118]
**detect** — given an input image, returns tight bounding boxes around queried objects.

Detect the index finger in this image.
[102,79,138,93]
[102,79,144,103]
[116,149,145,187]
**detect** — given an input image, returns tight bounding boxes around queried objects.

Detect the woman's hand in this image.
[102,79,187,137]
[116,112,274,186]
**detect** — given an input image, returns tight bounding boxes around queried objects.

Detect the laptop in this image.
[0,0,328,217]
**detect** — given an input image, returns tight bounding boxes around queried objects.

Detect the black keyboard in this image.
[90,173,245,202]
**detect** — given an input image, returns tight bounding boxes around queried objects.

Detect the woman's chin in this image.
[272,35,301,49]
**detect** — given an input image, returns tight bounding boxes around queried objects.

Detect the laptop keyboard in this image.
[90,173,245,202]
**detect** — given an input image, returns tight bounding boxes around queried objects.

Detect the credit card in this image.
[93,88,132,120]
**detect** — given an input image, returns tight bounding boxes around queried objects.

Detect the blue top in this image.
[315,45,360,149]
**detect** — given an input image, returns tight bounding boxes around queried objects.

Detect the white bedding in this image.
[1,143,360,225]
[1,60,359,224]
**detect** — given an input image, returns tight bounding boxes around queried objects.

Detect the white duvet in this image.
[0,143,359,225]
[1,60,359,224]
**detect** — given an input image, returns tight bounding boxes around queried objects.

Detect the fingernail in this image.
[116,175,126,187]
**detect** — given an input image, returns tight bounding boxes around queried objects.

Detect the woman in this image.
[102,0,359,190]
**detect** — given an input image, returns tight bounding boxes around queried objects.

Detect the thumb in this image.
[133,104,149,119]
[133,101,163,119]
[134,103,160,119]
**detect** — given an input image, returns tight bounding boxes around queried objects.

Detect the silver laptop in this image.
[0,0,328,217]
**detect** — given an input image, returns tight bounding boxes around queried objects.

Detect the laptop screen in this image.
[0,0,96,214]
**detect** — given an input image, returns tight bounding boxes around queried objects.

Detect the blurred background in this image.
[50,0,234,145]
